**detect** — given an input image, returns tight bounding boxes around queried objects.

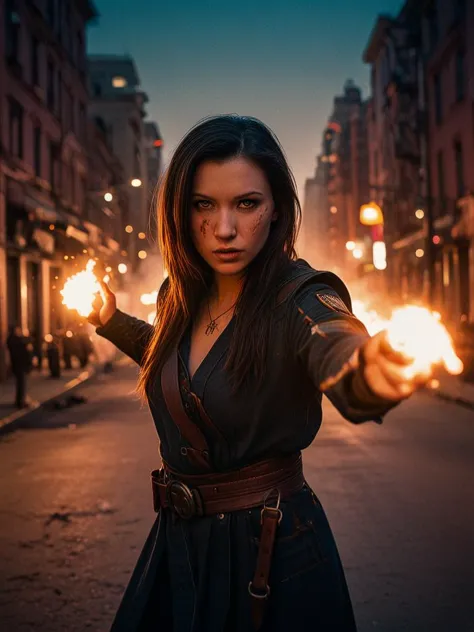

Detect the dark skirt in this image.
[110,484,357,632]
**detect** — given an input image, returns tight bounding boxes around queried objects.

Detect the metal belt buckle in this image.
[166,480,199,520]
[260,488,283,524]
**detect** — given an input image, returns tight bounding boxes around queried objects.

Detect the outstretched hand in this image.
[362,330,433,401]
[87,280,117,328]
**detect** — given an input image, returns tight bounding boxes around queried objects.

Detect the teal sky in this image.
[87,0,404,196]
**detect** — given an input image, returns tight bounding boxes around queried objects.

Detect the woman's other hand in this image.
[87,280,117,328]
[362,330,433,401]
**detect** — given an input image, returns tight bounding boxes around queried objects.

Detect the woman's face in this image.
[190,157,277,278]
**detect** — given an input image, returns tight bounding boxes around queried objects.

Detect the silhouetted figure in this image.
[76,331,93,368]
[46,335,61,378]
[62,331,74,369]
[30,329,44,371]
[6,325,30,408]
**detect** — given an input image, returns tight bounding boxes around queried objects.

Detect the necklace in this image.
[205,300,236,336]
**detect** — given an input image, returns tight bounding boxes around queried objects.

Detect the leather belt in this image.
[151,452,304,630]
[151,452,304,519]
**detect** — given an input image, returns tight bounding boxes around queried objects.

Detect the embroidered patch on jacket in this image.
[315,293,352,316]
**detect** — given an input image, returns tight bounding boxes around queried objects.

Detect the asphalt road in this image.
[0,363,473,632]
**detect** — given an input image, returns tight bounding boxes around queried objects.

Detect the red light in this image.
[153,139,163,147]
[433,235,441,245]
[327,121,341,133]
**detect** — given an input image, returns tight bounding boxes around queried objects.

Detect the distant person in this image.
[29,329,43,371]
[6,325,31,409]
[88,115,434,632]
[46,333,61,378]
[62,329,74,369]
[76,330,93,368]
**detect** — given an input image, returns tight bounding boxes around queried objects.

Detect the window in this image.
[76,31,84,71]
[31,36,40,86]
[437,150,445,215]
[434,72,442,125]
[65,86,73,130]
[427,1,438,52]
[34,126,41,176]
[8,98,23,159]
[454,140,464,199]
[47,0,55,28]
[455,49,465,102]
[134,145,141,179]
[5,0,21,63]
[454,0,466,22]
[70,162,75,204]
[79,102,86,141]
[49,141,57,190]
[57,70,62,120]
[47,58,55,109]
[112,76,127,88]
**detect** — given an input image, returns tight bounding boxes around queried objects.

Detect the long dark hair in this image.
[137,114,301,398]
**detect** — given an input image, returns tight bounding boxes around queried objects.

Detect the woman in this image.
[89,115,431,632]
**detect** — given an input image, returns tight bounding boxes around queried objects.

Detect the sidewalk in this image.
[433,374,474,410]
[0,358,100,433]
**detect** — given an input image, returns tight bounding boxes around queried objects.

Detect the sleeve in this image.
[95,309,153,366]
[288,281,399,424]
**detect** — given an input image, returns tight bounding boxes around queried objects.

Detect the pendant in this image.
[205,320,218,335]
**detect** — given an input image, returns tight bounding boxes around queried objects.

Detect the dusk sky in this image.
[87,0,404,197]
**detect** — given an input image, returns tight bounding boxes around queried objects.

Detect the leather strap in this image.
[250,504,282,630]
[161,347,211,470]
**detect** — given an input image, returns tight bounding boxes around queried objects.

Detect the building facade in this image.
[363,0,474,322]
[144,120,163,243]
[0,0,98,380]
[364,4,424,304]
[87,55,149,271]
[422,0,474,323]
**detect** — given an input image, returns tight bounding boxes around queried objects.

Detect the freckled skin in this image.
[190,158,278,279]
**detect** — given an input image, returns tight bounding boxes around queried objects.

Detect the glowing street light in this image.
[330,206,338,215]
[104,192,113,202]
[138,232,146,240]
[415,208,425,220]
[360,202,383,226]
[125,225,133,233]
[138,250,147,260]
[345,241,356,251]
[352,248,363,260]
[131,178,142,188]
[118,263,128,274]
[373,241,387,270]
[415,249,424,258]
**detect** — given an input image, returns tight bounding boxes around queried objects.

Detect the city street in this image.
[0,363,473,632]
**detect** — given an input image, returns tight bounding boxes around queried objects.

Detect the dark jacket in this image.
[97,259,396,632]
[6,331,31,375]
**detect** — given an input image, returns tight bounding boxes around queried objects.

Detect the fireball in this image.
[60,259,101,317]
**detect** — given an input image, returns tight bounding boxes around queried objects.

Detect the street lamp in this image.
[131,178,142,188]
[346,240,356,251]
[360,202,384,226]
[104,192,113,202]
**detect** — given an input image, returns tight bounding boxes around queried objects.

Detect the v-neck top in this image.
[96,260,396,475]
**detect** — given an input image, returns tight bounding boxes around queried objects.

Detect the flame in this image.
[353,300,463,377]
[60,259,101,317]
